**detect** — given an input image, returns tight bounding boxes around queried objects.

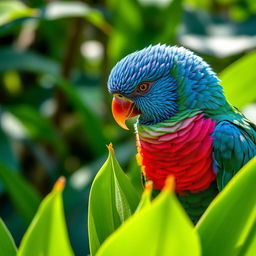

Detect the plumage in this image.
[108,44,256,221]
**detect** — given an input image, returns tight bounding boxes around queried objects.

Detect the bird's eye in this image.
[137,82,150,94]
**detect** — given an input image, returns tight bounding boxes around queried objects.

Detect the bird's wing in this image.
[212,120,256,191]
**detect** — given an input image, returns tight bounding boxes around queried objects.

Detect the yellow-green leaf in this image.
[96,177,201,256]
[0,219,17,256]
[239,218,256,256]
[220,51,256,109]
[18,177,74,256]
[196,157,256,256]
[135,181,153,212]
[0,0,37,26]
[88,144,140,256]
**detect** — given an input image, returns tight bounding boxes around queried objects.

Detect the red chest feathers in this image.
[136,114,216,194]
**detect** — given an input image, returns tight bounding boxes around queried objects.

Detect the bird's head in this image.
[108,44,225,129]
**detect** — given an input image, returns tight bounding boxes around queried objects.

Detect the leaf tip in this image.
[107,143,115,153]
[144,180,153,194]
[53,176,66,192]
[163,176,175,192]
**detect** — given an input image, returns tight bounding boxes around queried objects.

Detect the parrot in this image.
[107,44,256,221]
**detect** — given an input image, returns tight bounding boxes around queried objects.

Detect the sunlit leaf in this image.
[239,218,256,256]
[88,144,140,256]
[220,51,256,109]
[96,177,201,256]
[196,157,256,256]
[0,219,17,256]
[135,181,152,212]
[0,1,111,34]
[0,163,41,224]
[0,0,37,27]
[41,2,112,34]
[18,177,74,256]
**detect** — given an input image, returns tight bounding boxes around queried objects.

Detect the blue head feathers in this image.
[108,44,227,124]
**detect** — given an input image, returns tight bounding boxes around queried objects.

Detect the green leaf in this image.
[0,163,41,224]
[0,0,37,26]
[239,218,256,256]
[88,144,140,256]
[0,219,17,256]
[0,1,111,34]
[135,181,152,212]
[196,157,256,256]
[96,177,201,256]
[18,178,74,256]
[220,51,256,109]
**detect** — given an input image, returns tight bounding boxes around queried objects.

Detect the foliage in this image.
[220,51,256,109]
[88,144,140,255]
[18,177,74,256]
[1,146,255,256]
[96,176,201,256]
[0,219,17,256]
[0,0,255,255]
[0,163,41,224]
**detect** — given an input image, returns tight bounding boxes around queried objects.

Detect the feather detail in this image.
[136,113,216,194]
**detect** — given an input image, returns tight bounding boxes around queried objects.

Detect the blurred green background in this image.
[0,0,256,255]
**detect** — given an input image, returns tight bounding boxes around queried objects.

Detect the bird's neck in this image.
[135,109,201,136]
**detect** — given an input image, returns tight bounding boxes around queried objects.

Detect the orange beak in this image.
[112,94,141,130]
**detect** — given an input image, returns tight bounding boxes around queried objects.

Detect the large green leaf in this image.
[239,218,256,256]
[220,51,256,109]
[0,163,41,224]
[0,219,17,256]
[88,144,140,256]
[196,157,256,256]
[18,177,74,256]
[96,177,201,256]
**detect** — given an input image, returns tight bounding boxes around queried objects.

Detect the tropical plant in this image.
[0,0,256,255]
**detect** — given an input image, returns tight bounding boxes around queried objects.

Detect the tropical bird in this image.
[108,44,256,221]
